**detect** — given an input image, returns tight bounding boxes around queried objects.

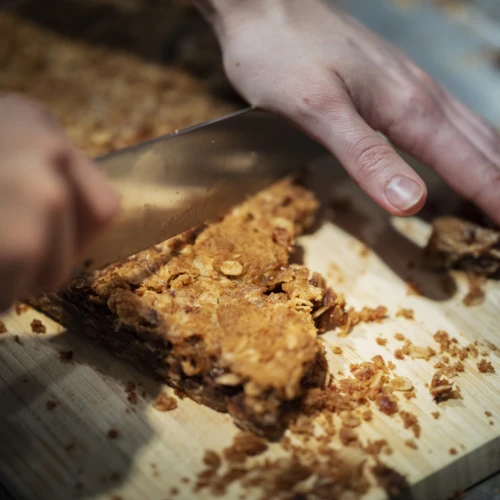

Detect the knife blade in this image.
[77,108,326,273]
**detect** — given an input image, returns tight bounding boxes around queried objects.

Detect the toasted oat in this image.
[220,260,243,276]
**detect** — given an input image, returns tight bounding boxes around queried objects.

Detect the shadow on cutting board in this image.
[0,329,170,500]
[305,154,458,302]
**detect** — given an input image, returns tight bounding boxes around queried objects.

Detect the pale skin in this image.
[1,0,499,310]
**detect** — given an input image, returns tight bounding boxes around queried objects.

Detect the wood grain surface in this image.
[1,155,499,500]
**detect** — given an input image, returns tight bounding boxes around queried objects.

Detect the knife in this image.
[78,108,326,274]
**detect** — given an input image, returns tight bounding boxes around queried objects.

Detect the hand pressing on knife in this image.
[194,0,500,221]
[0,95,119,311]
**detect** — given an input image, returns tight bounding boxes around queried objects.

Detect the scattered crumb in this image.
[170,487,179,496]
[406,278,423,296]
[31,319,46,334]
[59,350,74,362]
[453,361,465,372]
[405,439,418,450]
[0,321,7,334]
[449,448,457,456]
[107,429,119,439]
[153,392,178,412]
[376,337,387,346]
[396,308,414,320]
[13,335,22,345]
[124,381,138,405]
[478,359,495,373]
[223,432,268,462]
[485,411,493,417]
[331,346,343,355]
[362,409,373,422]
[387,361,396,370]
[181,477,190,484]
[46,400,57,411]
[65,443,76,452]
[359,245,370,257]
[15,302,29,315]
[349,306,388,327]
[430,371,461,402]
[174,388,186,400]
[203,450,221,469]
[400,411,421,438]
[390,377,413,392]
[394,333,405,341]
[394,349,404,360]
[431,411,440,420]
[490,421,495,426]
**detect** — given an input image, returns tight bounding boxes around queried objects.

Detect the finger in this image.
[382,85,500,224]
[34,176,75,291]
[56,148,119,254]
[286,86,427,215]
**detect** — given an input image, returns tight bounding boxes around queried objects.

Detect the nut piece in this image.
[220,260,243,276]
[390,377,413,392]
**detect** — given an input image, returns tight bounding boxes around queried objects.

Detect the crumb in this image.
[485,411,493,417]
[454,361,465,372]
[490,421,495,426]
[107,429,119,439]
[396,308,414,320]
[362,409,373,422]
[394,333,405,341]
[65,443,76,452]
[375,393,398,416]
[405,439,418,450]
[31,319,46,334]
[403,391,416,400]
[223,432,268,462]
[331,346,343,355]
[431,411,440,419]
[152,392,178,412]
[360,245,370,257]
[399,411,421,438]
[59,350,74,362]
[394,349,404,360]
[406,278,423,296]
[13,335,22,345]
[15,302,29,315]
[170,487,179,496]
[449,448,457,456]
[124,381,138,405]
[174,388,186,400]
[181,477,189,484]
[349,306,388,327]
[376,337,387,346]
[0,321,7,334]
[478,359,495,373]
[430,371,461,402]
[203,450,221,469]
[390,377,413,392]
[46,400,57,411]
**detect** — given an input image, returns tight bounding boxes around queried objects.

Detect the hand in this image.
[0,94,119,311]
[197,0,500,222]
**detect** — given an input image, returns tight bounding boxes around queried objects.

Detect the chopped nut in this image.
[431,411,440,420]
[394,333,405,341]
[396,308,414,320]
[376,337,387,346]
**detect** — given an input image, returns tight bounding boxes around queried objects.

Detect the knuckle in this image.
[348,137,395,178]
[396,82,443,122]
[292,83,349,121]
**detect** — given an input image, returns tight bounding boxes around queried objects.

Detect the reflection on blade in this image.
[78,108,327,273]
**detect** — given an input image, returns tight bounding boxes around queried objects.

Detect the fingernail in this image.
[384,175,424,211]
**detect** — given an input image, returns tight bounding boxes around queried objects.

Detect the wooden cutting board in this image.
[1,155,499,500]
